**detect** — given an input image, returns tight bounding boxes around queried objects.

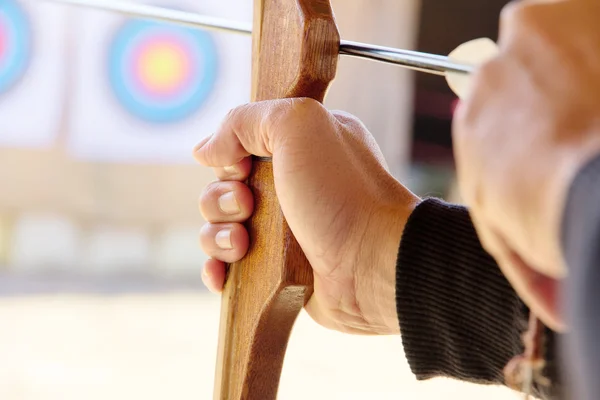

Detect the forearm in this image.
[395,198,562,399]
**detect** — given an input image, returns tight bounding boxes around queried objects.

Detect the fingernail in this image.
[218,192,240,214]
[216,229,233,250]
[224,165,237,174]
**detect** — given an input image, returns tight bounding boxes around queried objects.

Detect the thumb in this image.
[193,99,314,167]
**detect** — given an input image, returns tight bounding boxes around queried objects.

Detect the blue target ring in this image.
[108,19,219,124]
[0,0,31,94]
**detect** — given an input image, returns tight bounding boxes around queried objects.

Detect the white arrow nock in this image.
[446,37,499,99]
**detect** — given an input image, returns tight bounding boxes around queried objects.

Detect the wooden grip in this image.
[214,160,313,400]
[213,1,339,399]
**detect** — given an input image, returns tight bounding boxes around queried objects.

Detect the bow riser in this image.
[213,1,339,399]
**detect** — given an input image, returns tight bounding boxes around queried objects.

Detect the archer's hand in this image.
[453,0,600,332]
[194,99,420,335]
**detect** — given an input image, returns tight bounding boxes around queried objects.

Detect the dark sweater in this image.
[396,198,562,399]
[394,155,600,398]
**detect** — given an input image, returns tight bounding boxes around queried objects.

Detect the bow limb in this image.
[213,1,340,399]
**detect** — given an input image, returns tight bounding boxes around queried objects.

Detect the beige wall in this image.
[328,0,420,179]
[0,147,206,227]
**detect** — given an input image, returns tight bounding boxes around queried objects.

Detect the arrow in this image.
[42,0,499,98]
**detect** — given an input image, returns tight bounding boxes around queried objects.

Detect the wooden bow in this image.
[213,0,339,399]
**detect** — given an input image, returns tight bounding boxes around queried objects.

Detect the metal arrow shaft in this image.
[339,41,473,75]
[43,0,473,76]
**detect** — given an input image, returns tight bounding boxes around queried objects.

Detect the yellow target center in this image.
[139,44,187,91]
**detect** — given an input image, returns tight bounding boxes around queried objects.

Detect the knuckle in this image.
[500,1,533,27]
[225,104,245,121]
[266,98,326,130]
[264,101,292,131]
[264,101,291,131]
[331,110,361,127]
[198,181,220,218]
[223,103,253,135]
[198,224,214,252]
[292,97,324,113]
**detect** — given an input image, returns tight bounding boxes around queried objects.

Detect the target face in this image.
[0,0,31,94]
[108,19,218,124]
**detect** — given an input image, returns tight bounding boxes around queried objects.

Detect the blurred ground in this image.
[0,292,524,400]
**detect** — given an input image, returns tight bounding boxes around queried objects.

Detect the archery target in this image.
[0,0,31,95]
[0,0,67,148]
[108,19,218,124]
[67,0,252,164]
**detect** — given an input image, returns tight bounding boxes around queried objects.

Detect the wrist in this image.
[355,186,420,335]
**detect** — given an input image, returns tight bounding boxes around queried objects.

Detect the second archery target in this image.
[107,19,218,123]
[0,0,31,95]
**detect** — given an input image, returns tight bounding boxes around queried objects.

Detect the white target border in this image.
[0,0,69,149]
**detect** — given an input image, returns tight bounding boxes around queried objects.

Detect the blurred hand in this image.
[453,0,600,332]
[194,98,420,335]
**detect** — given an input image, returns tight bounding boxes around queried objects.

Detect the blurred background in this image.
[0,0,523,398]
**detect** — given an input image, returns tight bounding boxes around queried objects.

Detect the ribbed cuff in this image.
[395,198,528,385]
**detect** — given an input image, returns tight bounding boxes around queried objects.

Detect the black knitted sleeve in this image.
[395,198,561,399]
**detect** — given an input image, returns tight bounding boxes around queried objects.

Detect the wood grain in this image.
[213,1,340,399]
